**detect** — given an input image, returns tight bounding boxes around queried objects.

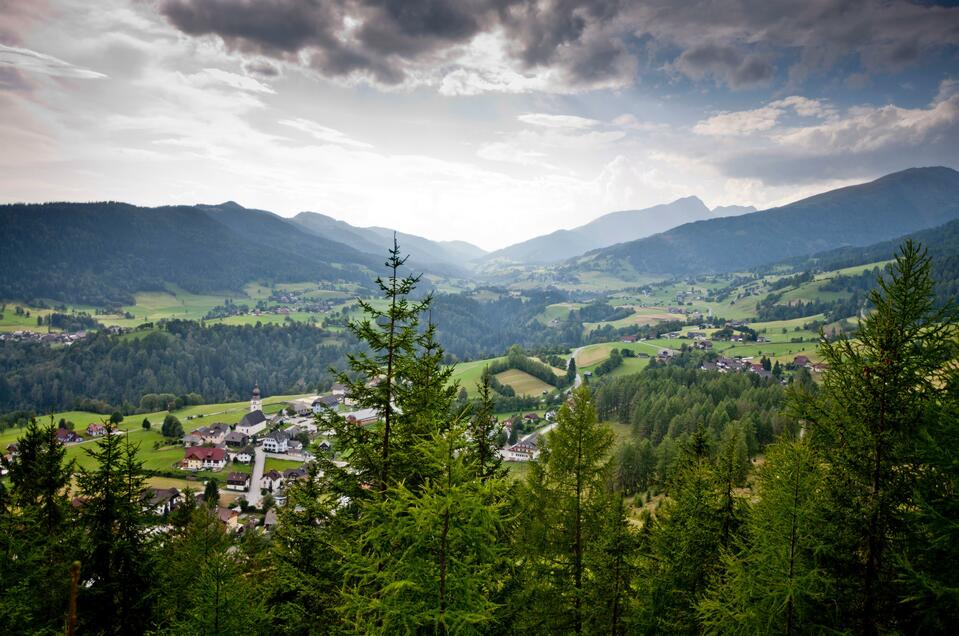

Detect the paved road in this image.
[568,347,585,389]
[246,447,266,506]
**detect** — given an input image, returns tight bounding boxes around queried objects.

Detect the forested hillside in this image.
[570,166,959,277]
[777,215,959,303]
[0,321,350,412]
[0,201,379,306]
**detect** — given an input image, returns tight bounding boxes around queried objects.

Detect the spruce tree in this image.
[467,369,505,481]
[76,432,152,635]
[316,235,429,495]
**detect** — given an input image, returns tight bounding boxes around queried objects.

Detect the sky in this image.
[1,1,958,251]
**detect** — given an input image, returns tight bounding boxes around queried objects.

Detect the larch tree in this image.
[518,385,616,634]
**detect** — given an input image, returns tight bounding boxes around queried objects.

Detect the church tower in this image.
[250,383,262,412]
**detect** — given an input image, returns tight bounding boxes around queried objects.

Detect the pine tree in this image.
[790,240,957,633]
[316,235,429,495]
[467,369,505,481]
[699,439,832,634]
[338,421,509,634]
[518,385,616,633]
[76,432,152,635]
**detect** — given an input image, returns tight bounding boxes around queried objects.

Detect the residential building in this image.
[86,423,107,437]
[233,446,255,464]
[180,447,227,471]
[224,431,249,448]
[226,472,250,491]
[140,487,180,515]
[263,430,290,453]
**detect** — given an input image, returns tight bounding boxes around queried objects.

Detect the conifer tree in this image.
[316,235,429,495]
[790,240,957,633]
[518,385,616,634]
[0,418,78,633]
[76,431,152,635]
[338,421,509,634]
[699,439,832,634]
[467,369,505,481]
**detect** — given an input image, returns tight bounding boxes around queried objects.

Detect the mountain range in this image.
[481,197,755,266]
[565,166,959,278]
[1,166,957,307]
[292,211,486,273]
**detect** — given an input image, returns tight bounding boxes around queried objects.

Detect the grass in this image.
[494,369,554,396]
[575,341,664,368]
[584,306,686,333]
[264,457,306,473]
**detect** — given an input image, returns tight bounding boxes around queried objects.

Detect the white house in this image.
[226,472,250,491]
[263,430,290,454]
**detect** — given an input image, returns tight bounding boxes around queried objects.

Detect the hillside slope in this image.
[0,201,379,306]
[483,196,717,265]
[293,211,486,272]
[570,167,959,277]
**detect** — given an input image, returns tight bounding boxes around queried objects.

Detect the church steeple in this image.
[250,382,262,412]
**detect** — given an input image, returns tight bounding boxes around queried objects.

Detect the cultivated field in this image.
[494,369,554,396]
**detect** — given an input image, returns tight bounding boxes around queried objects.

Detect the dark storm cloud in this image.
[673,43,775,88]
[156,0,959,90]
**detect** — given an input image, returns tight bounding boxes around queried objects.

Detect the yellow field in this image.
[495,369,554,396]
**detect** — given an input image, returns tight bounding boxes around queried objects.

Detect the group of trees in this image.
[1,240,956,634]
[0,320,351,413]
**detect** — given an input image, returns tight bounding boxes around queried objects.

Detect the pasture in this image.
[494,369,554,396]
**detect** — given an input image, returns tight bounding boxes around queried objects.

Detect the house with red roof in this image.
[180,447,227,471]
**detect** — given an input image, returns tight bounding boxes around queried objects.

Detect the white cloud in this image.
[185,68,275,94]
[476,141,552,167]
[0,44,107,79]
[517,113,600,129]
[693,96,833,136]
[278,118,373,149]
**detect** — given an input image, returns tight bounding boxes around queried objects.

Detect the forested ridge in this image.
[1,241,957,634]
[0,201,378,305]
[0,321,350,412]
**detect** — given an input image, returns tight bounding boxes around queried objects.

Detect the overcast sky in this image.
[2,0,958,250]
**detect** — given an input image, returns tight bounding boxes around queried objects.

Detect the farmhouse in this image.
[289,399,314,416]
[181,433,203,447]
[217,507,240,532]
[331,383,348,397]
[226,472,250,491]
[86,423,107,437]
[503,435,540,462]
[180,447,227,471]
[312,395,340,411]
[55,428,83,444]
[194,424,229,445]
[344,408,378,425]
[237,410,267,436]
[793,355,811,367]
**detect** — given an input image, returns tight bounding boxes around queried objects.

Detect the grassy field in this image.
[536,302,584,324]
[264,457,306,473]
[575,341,664,367]
[584,306,687,333]
[494,369,554,396]
[448,356,506,396]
